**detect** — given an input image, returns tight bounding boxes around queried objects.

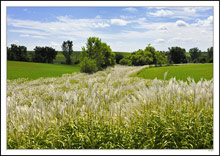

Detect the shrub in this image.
[115,53,124,64]
[119,57,132,66]
[80,57,98,74]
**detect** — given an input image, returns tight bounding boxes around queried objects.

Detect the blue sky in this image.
[7,7,213,52]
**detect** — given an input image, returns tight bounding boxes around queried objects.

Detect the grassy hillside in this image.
[7,61,80,80]
[135,63,213,82]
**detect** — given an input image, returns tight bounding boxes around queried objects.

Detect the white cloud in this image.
[183,7,196,13]
[110,19,128,26]
[194,16,213,27]
[20,34,29,37]
[158,25,168,31]
[50,41,60,48]
[154,39,165,43]
[93,22,110,28]
[176,20,188,27]
[31,36,47,39]
[123,7,137,12]
[149,9,174,16]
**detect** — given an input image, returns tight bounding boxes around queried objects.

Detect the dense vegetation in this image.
[80,37,116,73]
[7,65,213,149]
[32,46,57,63]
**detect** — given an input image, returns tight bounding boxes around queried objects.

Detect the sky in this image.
[7,7,213,52]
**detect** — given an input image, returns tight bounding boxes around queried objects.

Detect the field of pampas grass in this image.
[7,65,213,149]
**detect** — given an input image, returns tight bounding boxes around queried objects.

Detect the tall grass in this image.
[7,65,213,149]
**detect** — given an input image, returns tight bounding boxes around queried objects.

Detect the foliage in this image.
[7,44,28,61]
[7,65,213,149]
[154,51,168,66]
[79,57,98,74]
[62,40,74,64]
[207,47,213,63]
[33,46,57,63]
[119,57,132,66]
[81,37,116,73]
[115,53,124,64]
[144,44,157,64]
[189,47,201,63]
[130,49,153,66]
[168,46,187,64]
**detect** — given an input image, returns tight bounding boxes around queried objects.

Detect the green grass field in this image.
[136,63,213,82]
[7,61,80,80]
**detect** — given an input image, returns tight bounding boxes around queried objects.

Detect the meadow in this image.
[7,61,80,80]
[136,63,213,83]
[7,65,213,149]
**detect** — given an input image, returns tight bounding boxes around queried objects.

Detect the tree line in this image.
[7,37,213,73]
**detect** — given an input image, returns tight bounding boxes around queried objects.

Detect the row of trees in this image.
[117,45,213,66]
[7,37,213,73]
[7,44,57,63]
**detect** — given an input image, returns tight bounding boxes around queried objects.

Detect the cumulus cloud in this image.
[194,16,213,27]
[176,20,188,27]
[110,19,128,26]
[149,9,174,16]
[123,7,137,12]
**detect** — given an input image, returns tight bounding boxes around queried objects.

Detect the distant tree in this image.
[115,53,124,64]
[62,40,73,64]
[207,46,213,63]
[130,49,153,66]
[33,46,57,63]
[119,57,132,66]
[168,46,187,64]
[189,47,201,63]
[144,44,157,64]
[80,37,116,72]
[154,51,168,66]
[7,44,28,61]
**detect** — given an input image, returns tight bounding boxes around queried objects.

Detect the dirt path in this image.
[107,65,149,79]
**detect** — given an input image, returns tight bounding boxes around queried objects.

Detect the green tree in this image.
[189,47,201,63]
[168,46,187,64]
[81,37,116,72]
[119,57,132,66]
[33,46,57,63]
[130,49,153,66]
[115,53,124,64]
[7,44,28,61]
[62,40,73,64]
[144,44,157,64]
[154,51,168,66]
[207,46,213,63]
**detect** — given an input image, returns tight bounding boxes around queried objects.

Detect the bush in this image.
[119,57,132,66]
[115,53,124,64]
[80,57,98,74]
